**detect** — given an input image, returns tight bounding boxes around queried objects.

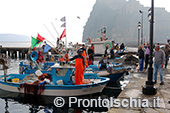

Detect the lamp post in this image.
[139,10,144,45]
[142,0,157,95]
[137,22,141,46]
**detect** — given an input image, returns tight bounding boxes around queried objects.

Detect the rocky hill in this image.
[83,0,170,45]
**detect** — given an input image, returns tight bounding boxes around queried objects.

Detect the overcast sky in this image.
[0,0,170,46]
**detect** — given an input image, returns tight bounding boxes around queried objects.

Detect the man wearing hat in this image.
[69,49,85,85]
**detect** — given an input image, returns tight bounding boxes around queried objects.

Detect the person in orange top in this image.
[81,44,88,68]
[69,49,85,85]
[58,56,64,62]
[87,38,91,43]
[64,50,69,63]
[50,56,54,61]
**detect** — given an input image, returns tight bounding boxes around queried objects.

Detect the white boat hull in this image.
[0,82,106,96]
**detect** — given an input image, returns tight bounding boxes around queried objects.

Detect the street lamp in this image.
[142,0,157,95]
[148,8,151,22]
[137,22,141,46]
[139,10,144,45]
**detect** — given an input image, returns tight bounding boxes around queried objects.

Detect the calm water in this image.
[0,59,133,113]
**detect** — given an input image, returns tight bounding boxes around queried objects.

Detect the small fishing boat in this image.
[0,65,109,96]
[86,64,127,83]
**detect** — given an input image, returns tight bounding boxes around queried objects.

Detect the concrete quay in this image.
[108,63,170,113]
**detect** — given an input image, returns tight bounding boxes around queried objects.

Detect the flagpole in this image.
[51,22,60,37]
[43,24,56,44]
[60,16,67,48]
[65,18,67,48]
[51,22,60,48]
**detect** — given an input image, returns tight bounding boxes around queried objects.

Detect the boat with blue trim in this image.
[86,64,128,83]
[0,64,109,96]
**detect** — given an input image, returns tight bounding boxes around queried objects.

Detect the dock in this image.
[0,47,29,59]
[108,63,170,113]
[0,47,57,59]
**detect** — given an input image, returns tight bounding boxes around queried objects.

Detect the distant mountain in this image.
[0,34,30,42]
[83,0,170,45]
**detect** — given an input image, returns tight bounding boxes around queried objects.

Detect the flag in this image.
[97,30,100,36]
[37,33,45,41]
[60,16,66,22]
[61,23,66,27]
[31,36,42,48]
[60,29,66,40]
[43,44,51,53]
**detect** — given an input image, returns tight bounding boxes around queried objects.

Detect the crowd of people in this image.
[138,43,170,85]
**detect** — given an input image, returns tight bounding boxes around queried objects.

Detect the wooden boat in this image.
[0,65,109,96]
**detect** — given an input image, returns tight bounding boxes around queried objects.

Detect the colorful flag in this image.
[60,29,66,40]
[97,30,100,36]
[31,36,42,48]
[60,16,66,22]
[43,44,51,53]
[61,23,66,27]
[37,34,45,41]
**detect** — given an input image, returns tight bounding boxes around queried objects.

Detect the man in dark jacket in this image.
[87,47,94,65]
[98,55,108,70]
[138,46,144,71]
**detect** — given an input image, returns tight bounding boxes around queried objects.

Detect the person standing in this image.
[91,44,95,54]
[115,43,120,53]
[105,46,108,56]
[81,44,88,68]
[64,50,69,64]
[69,49,85,85]
[98,55,108,70]
[138,46,144,72]
[37,51,46,69]
[120,43,125,52]
[153,45,165,85]
[163,44,170,68]
[144,43,150,69]
[110,47,115,59]
[87,46,94,65]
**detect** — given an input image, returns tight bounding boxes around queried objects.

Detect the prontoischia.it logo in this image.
[54,96,161,108]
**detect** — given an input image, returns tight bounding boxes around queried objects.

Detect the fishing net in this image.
[19,83,45,95]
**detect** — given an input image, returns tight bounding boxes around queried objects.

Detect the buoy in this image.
[104,42,112,49]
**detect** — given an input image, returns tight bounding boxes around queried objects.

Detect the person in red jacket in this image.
[69,49,85,85]
[37,51,46,69]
